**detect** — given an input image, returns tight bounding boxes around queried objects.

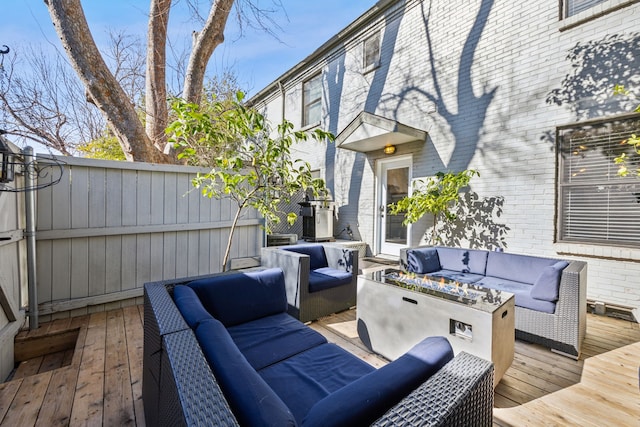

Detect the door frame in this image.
[374,154,413,256]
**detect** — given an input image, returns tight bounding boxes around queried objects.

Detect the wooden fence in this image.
[35,156,263,320]
[0,141,27,380]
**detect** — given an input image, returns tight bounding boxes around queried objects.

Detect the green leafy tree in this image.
[167,92,334,271]
[388,170,479,245]
[613,85,640,177]
[77,131,126,160]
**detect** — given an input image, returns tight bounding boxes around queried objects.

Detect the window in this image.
[303,74,322,127]
[363,32,380,69]
[563,0,608,17]
[557,115,640,246]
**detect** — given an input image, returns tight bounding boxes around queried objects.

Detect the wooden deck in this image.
[0,304,638,426]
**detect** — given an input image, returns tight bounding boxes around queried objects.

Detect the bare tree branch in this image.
[0,45,103,154]
[183,0,235,104]
[45,0,169,163]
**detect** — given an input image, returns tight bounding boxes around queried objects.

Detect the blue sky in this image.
[2,0,375,96]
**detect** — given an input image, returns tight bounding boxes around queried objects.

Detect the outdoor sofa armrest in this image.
[143,281,240,427]
[373,351,494,426]
[556,260,587,318]
[261,246,310,310]
[555,260,588,351]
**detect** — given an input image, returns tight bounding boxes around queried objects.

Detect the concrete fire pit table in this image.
[357,268,515,387]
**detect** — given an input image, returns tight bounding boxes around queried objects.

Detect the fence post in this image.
[23,146,38,330]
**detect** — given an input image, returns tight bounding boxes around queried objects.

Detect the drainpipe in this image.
[23,146,38,330]
[278,81,286,123]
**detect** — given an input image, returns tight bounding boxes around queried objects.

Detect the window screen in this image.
[558,115,640,246]
[303,74,322,127]
[564,0,608,17]
[363,32,380,69]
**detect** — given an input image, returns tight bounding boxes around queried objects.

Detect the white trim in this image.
[559,0,640,31]
[375,154,413,256]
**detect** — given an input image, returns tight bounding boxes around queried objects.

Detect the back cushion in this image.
[173,285,213,329]
[302,336,453,427]
[189,268,287,327]
[196,318,296,426]
[486,252,560,284]
[436,247,488,275]
[530,261,569,301]
[282,244,328,270]
[406,248,441,274]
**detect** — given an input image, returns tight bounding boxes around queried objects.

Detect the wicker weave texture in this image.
[373,352,494,426]
[514,261,587,357]
[143,284,191,426]
[162,331,239,426]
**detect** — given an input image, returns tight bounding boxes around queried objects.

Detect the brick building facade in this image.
[249,0,640,318]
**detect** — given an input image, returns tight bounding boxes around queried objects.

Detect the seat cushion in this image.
[173,285,213,329]
[424,269,485,284]
[188,268,287,327]
[308,268,352,293]
[282,244,329,270]
[301,336,453,427]
[436,247,488,275]
[530,261,569,301]
[227,312,327,370]
[196,318,296,427]
[258,343,375,424]
[476,276,556,313]
[406,247,441,274]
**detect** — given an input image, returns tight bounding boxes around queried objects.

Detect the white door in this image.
[377,156,411,256]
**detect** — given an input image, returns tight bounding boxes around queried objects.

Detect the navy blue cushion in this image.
[406,247,441,274]
[302,336,454,427]
[436,247,488,275]
[477,276,556,313]
[227,312,327,370]
[485,252,560,284]
[530,261,569,301]
[282,244,328,270]
[188,268,287,327]
[196,318,296,427]
[259,343,375,424]
[173,285,213,329]
[308,268,352,293]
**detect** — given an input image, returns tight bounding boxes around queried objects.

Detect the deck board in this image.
[69,311,107,426]
[122,305,145,426]
[0,304,638,426]
[103,309,135,426]
[2,371,53,426]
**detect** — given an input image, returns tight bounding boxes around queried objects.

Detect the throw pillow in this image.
[530,261,569,301]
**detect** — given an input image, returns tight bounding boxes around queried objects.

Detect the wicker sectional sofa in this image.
[143,268,495,426]
[401,246,588,358]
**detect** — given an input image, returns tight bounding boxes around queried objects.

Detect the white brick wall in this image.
[251,0,640,315]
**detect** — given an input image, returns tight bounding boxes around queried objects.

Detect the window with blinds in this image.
[558,116,640,246]
[564,0,608,17]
